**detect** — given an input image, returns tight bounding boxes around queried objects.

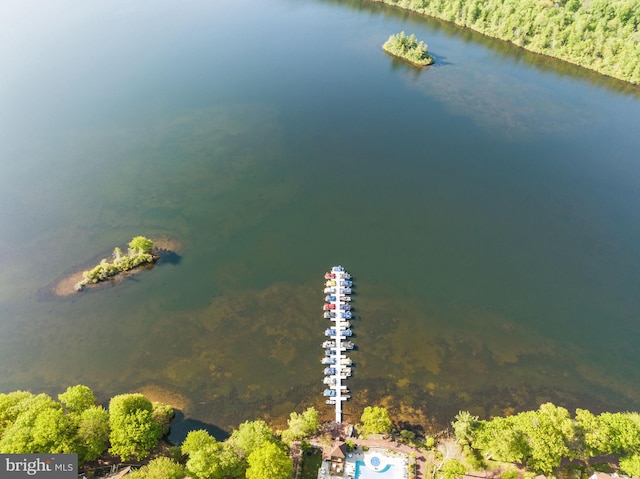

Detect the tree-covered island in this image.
[75,236,157,291]
[383,31,435,66]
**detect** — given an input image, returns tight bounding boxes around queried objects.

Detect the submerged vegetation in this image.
[371,0,640,84]
[75,236,156,290]
[383,31,435,66]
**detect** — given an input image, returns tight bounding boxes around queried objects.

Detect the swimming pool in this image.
[355,459,394,479]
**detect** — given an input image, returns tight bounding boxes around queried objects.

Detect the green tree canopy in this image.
[438,459,467,479]
[475,416,529,464]
[246,441,293,479]
[517,403,574,474]
[77,406,110,462]
[182,429,243,479]
[229,420,278,459]
[108,394,162,461]
[0,392,76,454]
[452,411,480,446]
[58,385,96,415]
[128,236,154,253]
[128,457,186,479]
[360,406,393,436]
[620,454,640,476]
[281,407,319,443]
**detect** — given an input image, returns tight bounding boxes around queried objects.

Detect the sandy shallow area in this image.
[136,384,191,412]
[48,235,184,298]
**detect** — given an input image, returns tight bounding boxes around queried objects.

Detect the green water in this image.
[1,0,640,433]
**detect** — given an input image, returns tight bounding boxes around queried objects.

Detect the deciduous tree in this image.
[128,457,186,479]
[360,406,392,436]
[281,407,319,443]
[108,394,162,461]
[246,442,292,479]
[58,385,96,415]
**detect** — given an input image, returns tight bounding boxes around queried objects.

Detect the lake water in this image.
[2,0,640,436]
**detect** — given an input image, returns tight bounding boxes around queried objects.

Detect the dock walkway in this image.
[322,265,353,424]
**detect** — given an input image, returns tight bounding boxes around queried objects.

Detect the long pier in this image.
[322,265,353,424]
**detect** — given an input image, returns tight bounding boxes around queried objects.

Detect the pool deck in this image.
[316,446,410,479]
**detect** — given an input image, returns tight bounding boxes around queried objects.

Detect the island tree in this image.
[382,31,434,66]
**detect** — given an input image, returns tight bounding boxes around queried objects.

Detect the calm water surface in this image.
[1,0,640,434]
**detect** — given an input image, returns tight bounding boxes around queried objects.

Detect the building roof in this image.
[323,440,346,460]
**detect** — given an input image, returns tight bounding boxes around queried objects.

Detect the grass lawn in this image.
[300,448,323,479]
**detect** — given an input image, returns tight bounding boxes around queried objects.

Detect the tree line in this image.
[0,386,173,464]
[453,403,640,475]
[6,385,640,478]
[370,0,640,84]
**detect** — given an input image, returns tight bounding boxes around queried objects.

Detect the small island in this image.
[74,236,157,291]
[382,31,435,67]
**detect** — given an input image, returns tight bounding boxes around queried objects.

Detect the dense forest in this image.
[369,0,640,84]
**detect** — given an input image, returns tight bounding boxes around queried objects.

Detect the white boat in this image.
[322,340,335,348]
